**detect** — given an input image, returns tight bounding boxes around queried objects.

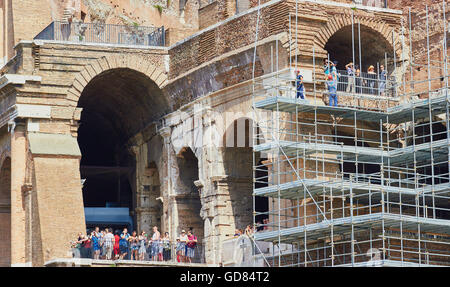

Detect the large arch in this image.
[67,54,169,107]
[0,157,11,267]
[325,23,395,71]
[221,117,267,233]
[76,64,169,231]
[315,15,401,62]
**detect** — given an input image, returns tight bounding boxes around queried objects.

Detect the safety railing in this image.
[335,69,397,98]
[34,21,165,47]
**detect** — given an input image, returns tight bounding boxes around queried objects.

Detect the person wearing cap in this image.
[345,62,355,93]
[178,229,188,262]
[327,74,338,107]
[296,70,305,99]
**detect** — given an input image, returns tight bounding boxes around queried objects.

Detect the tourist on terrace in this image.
[178,229,188,262]
[92,228,102,260]
[81,233,92,258]
[71,233,82,258]
[366,65,377,95]
[234,229,241,237]
[100,229,107,259]
[244,225,253,236]
[379,65,387,97]
[113,230,120,260]
[186,229,198,264]
[176,237,183,262]
[103,228,115,260]
[262,218,269,231]
[151,226,161,261]
[296,70,305,99]
[162,232,171,261]
[323,59,331,76]
[355,67,362,94]
[119,228,130,260]
[327,74,338,107]
[138,231,148,261]
[129,231,139,260]
[345,62,355,93]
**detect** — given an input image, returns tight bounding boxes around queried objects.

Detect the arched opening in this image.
[255,158,268,230]
[222,117,265,233]
[77,68,168,231]
[0,157,11,266]
[325,24,394,72]
[175,147,204,241]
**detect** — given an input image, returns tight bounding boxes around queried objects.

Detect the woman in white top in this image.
[178,229,188,263]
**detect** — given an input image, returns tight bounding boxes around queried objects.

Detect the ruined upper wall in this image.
[389,0,449,96]
[0,0,200,67]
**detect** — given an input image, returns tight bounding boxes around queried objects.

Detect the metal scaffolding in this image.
[251,0,450,267]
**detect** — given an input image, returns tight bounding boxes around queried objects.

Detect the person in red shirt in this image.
[186,229,198,263]
[82,233,92,259]
[113,230,121,260]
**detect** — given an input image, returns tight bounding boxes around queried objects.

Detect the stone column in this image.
[10,121,26,266]
[159,126,177,238]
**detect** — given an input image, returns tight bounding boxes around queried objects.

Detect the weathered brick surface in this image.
[0,157,11,267]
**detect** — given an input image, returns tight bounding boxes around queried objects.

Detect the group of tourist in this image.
[232,219,271,237]
[343,61,387,96]
[295,59,389,107]
[233,224,255,238]
[70,226,199,263]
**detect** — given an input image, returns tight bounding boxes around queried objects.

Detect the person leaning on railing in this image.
[162,232,171,261]
[379,65,387,97]
[186,230,198,263]
[366,65,377,95]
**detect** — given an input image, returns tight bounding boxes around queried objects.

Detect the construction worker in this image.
[296,70,305,99]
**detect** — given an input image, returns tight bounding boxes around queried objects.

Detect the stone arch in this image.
[174,147,204,241]
[74,58,169,232]
[0,156,11,267]
[66,54,169,109]
[315,14,402,61]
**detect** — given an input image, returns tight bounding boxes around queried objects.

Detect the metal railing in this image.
[71,241,205,264]
[34,21,165,47]
[335,69,397,98]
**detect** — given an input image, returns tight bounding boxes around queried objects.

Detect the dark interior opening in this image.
[325,25,394,72]
[77,68,168,227]
[255,158,269,229]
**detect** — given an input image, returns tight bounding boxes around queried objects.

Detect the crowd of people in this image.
[70,226,199,263]
[295,59,390,107]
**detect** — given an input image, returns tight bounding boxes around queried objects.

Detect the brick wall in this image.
[32,156,86,265]
[0,157,11,267]
[199,1,219,29]
[389,0,449,96]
